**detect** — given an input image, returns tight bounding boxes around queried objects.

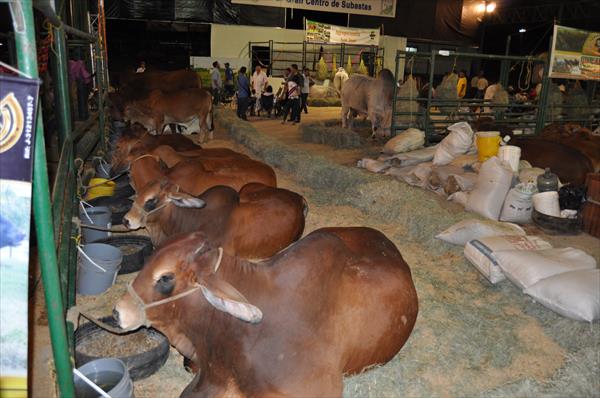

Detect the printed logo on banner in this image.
[0,93,25,154]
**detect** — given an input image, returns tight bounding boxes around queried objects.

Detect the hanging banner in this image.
[0,73,40,397]
[549,25,600,80]
[232,0,396,18]
[305,19,380,45]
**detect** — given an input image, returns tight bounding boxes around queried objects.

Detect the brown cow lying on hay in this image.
[114,227,418,397]
[126,151,277,194]
[123,181,307,258]
[341,69,395,138]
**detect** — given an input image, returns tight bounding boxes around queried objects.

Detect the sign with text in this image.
[232,0,396,18]
[0,73,40,397]
[305,19,380,45]
[549,25,600,80]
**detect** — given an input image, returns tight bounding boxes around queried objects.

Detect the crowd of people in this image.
[207,61,314,123]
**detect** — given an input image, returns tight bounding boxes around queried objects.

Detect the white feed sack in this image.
[433,122,475,166]
[395,76,420,124]
[464,235,552,284]
[445,172,478,195]
[524,269,600,322]
[380,145,438,167]
[495,247,598,290]
[466,157,514,220]
[499,183,537,224]
[436,219,526,246]
[382,128,425,155]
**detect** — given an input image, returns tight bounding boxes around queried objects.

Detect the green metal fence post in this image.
[52,25,73,149]
[8,1,76,397]
[535,37,553,135]
[94,40,106,152]
[425,51,436,143]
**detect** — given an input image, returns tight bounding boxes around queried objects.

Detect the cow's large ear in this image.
[198,275,263,324]
[168,192,206,208]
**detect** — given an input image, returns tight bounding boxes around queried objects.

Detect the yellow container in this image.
[85,178,116,200]
[476,131,501,162]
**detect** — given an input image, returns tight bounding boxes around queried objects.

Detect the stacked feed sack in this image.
[395,75,419,125]
[435,72,458,113]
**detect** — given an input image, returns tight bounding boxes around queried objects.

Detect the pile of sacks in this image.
[437,219,599,322]
[357,122,548,224]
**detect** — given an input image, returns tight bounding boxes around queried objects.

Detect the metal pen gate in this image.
[6,0,109,396]
[391,49,599,141]
[250,40,384,78]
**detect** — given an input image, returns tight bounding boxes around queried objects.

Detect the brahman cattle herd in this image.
[109,70,419,397]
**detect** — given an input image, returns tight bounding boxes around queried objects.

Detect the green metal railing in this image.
[391,49,599,139]
[7,0,108,396]
[250,40,384,77]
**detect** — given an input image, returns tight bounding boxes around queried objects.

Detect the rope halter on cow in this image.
[125,247,224,329]
[129,184,180,225]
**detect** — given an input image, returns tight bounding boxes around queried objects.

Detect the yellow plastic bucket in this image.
[476,131,501,162]
[85,178,116,200]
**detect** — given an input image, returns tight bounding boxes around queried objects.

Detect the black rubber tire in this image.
[87,196,133,226]
[75,316,169,381]
[95,235,153,274]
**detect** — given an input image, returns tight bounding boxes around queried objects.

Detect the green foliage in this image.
[316,57,329,81]
[345,55,353,75]
[357,58,368,75]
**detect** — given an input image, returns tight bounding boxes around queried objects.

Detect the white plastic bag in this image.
[518,167,545,184]
[499,183,537,223]
[448,191,469,208]
[382,128,425,154]
[464,235,552,284]
[445,173,478,195]
[357,158,389,173]
[496,247,598,290]
[466,157,514,220]
[433,122,474,166]
[524,269,600,322]
[435,219,526,246]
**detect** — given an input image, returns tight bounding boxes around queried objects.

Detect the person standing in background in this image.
[300,67,311,114]
[211,61,223,105]
[476,71,488,99]
[281,65,302,125]
[457,70,467,99]
[236,66,250,120]
[224,62,234,97]
[469,71,479,98]
[251,65,269,114]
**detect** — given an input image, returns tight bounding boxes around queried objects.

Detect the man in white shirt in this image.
[251,65,269,113]
[211,61,223,105]
[301,67,311,114]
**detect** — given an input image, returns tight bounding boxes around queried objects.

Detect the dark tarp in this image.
[91,0,477,44]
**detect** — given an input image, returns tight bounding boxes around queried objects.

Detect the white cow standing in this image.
[333,67,349,94]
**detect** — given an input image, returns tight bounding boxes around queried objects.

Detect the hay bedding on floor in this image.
[70,115,599,397]
[215,108,599,398]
